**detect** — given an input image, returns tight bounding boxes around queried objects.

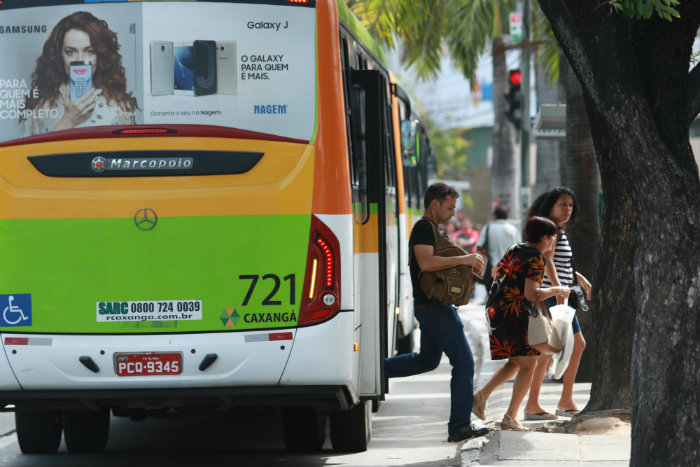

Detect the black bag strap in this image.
[481,224,490,251]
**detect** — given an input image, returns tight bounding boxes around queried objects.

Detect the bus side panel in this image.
[313,0,352,216]
[280,313,354,389]
[0,347,20,391]
[397,212,414,341]
[356,251,380,396]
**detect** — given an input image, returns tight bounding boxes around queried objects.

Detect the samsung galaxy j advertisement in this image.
[0,2,316,143]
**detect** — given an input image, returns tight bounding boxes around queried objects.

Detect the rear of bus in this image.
[0,0,366,453]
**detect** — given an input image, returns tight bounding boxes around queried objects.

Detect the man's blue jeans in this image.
[384,303,475,433]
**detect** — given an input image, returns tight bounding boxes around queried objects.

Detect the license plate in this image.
[114,353,182,376]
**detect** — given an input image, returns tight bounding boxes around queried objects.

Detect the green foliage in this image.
[353,0,445,78]
[608,0,680,21]
[693,50,700,65]
[420,116,471,179]
[352,0,517,80]
[532,3,560,86]
[338,0,388,63]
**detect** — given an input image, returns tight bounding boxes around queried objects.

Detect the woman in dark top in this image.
[471,216,570,431]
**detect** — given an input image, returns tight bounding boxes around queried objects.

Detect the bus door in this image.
[349,70,399,398]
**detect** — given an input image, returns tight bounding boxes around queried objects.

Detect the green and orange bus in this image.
[0,0,434,453]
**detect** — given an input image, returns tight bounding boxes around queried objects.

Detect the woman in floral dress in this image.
[471,216,570,431]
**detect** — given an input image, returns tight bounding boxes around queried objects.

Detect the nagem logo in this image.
[91,156,193,173]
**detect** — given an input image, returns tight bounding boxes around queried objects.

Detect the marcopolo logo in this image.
[91,156,193,173]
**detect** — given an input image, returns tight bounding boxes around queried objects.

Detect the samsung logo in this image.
[91,156,193,173]
[0,25,47,34]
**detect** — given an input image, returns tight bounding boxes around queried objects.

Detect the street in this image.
[0,371,463,467]
[0,302,489,467]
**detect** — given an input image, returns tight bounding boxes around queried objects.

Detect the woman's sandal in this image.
[472,391,486,421]
[524,411,557,421]
[501,413,528,431]
[555,408,580,418]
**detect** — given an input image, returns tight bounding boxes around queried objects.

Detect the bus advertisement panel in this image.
[0,2,316,142]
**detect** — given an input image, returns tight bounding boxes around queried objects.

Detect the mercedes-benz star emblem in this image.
[91,156,107,173]
[134,208,158,231]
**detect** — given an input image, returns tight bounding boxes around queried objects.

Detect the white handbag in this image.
[549,304,576,378]
[528,302,563,355]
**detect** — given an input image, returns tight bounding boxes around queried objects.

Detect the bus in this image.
[393,87,436,354]
[0,0,434,454]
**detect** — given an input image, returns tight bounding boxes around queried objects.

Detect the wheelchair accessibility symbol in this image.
[1,294,32,327]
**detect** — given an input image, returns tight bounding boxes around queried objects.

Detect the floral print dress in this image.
[485,243,546,360]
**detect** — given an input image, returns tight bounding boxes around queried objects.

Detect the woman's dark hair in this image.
[528,187,578,226]
[21,11,138,121]
[525,216,557,243]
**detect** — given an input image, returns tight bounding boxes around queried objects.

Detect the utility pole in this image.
[519,0,532,220]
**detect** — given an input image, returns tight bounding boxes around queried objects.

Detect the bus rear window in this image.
[0,2,316,143]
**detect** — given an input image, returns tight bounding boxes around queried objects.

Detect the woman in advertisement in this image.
[20,11,139,136]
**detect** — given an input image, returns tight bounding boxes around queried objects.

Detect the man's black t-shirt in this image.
[410,218,437,305]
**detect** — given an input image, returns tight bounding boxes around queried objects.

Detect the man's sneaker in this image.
[447,421,489,443]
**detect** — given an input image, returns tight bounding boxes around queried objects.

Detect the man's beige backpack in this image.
[415,218,476,306]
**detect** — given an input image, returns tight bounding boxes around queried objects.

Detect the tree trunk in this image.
[491,37,518,219]
[602,96,700,467]
[584,111,634,411]
[537,2,700,466]
[562,58,600,383]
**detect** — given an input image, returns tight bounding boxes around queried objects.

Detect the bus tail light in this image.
[299,216,340,326]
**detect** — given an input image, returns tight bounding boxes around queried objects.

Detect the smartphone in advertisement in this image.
[216,41,237,95]
[173,43,194,94]
[193,40,217,96]
[69,61,92,101]
[150,41,173,96]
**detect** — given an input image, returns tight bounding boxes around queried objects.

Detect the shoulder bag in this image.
[415,218,476,306]
[475,225,493,288]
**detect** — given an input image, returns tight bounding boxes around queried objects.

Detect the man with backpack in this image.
[384,182,489,443]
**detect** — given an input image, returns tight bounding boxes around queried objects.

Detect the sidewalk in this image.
[459,296,631,466]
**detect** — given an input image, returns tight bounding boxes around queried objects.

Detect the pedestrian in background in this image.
[384,182,488,443]
[523,187,592,420]
[476,207,521,290]
[472,216,570,431]
[445,219,459,239]
[453,218,479,253]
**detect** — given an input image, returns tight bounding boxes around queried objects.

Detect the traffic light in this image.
[505,69,522,130]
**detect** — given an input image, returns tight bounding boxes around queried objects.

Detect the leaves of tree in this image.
[608,0,680,21]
